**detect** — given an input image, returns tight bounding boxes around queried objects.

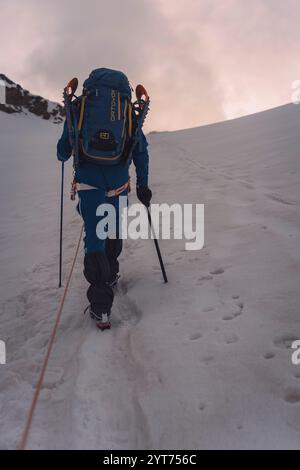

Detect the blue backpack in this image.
[76,68,133,165]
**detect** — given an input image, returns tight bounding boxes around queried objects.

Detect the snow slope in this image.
[0,103,300,450]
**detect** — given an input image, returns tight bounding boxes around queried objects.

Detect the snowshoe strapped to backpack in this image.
[76,68,133,166]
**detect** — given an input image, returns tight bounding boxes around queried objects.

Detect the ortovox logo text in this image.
[111,90,116,121]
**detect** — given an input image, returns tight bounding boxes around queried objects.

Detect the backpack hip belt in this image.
[71,178,131,199]
[106,178,131,197]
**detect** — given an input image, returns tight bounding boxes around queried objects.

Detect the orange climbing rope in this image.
[19,225,84,450]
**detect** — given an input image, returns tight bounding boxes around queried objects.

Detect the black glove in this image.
[137,186,152,207]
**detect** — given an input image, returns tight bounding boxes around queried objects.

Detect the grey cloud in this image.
[0,0,225,130]
[1,0,299,130]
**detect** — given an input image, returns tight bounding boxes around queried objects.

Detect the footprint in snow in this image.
[203,307,215,313]
[265,192,297,206]
[222,302,243,321]
[222,312,242,321]
[201,355,216,365]
[241,181,254,190]
[196,275,213,286]
[224,333,239,344]
[188,257,201,263]
[112,289,142,326]
[199,275,213,281]
[210,268,225,275]
[273,334,299,349]
[263,352,276,360]
[189,332,202,341]
[198,403,206,412]
[283,388,300,404]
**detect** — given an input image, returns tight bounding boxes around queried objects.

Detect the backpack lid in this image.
[83,68,132,99]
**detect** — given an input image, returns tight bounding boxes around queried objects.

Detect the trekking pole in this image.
[59,162,65,288]
[147,208,168,283]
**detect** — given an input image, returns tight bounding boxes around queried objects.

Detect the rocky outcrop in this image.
[0,74,64,124]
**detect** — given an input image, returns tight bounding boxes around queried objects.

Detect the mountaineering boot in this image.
[84,305,111,330]
[83,251,113,313]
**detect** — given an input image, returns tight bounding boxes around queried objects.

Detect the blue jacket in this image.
[57,119,149,190]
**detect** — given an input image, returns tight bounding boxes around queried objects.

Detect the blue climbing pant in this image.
[77,188,128,315]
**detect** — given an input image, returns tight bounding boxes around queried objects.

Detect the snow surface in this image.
[0,104,300,449]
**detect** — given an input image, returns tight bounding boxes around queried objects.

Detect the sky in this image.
[1,0,300,132]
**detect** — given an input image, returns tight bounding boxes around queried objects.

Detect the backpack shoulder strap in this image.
[77,95,86,131]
